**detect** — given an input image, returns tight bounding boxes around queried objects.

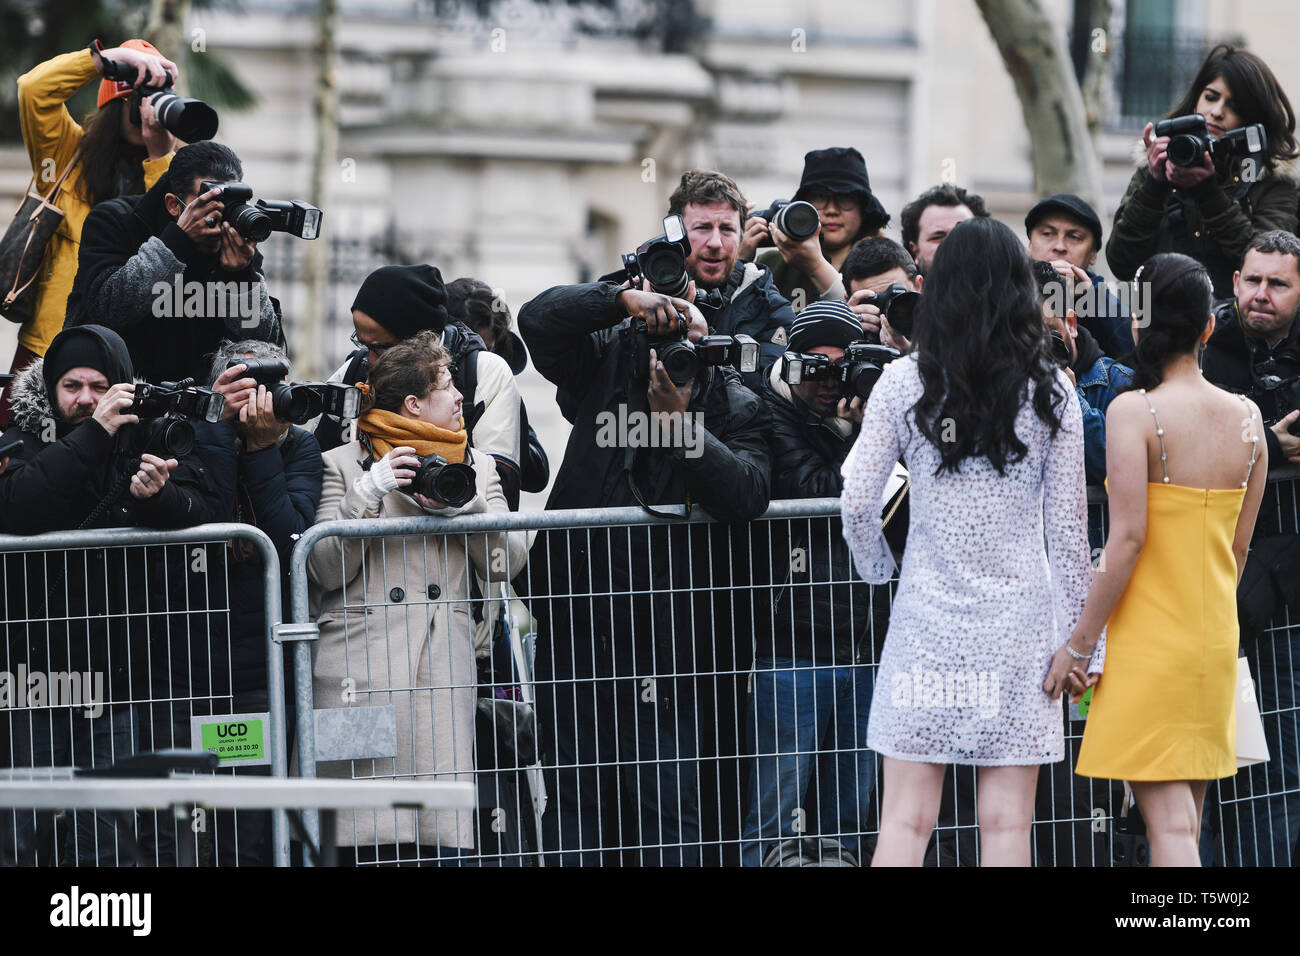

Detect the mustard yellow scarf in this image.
[358,408,467,462]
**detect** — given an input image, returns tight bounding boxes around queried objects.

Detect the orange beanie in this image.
[96,39,167,109]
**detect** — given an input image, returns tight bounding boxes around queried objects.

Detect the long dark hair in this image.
[911,216,1066,475]
[1166,44,1299,168]
[69,98,147,207]
[1126,253,1214,391]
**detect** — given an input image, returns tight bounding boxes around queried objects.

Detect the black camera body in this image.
[753,199,821,246]
[412,454,477,508]
[229,358,361,425]
[99,58,219,143]
[622,215,692,298]
[865,282,920,340]
[1153,113,1267,168]
[626,315,759,387]
[128,378,225,458]
[200,181,323,243]
[781,342,900,401]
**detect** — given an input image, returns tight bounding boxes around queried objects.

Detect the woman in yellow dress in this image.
[1044,252,1267,867]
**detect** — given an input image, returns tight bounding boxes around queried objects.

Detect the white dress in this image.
[841,354,1094,765]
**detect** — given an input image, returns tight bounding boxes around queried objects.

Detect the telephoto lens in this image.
[412,454,477,508]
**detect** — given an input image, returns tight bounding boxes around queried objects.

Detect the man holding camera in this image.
[1025,194,1132,360]
[313,264,524,507]
[0,325,216,864]
[65,140,284,384]
[517,269,771,865]
[742,300,886,866]
[841,237,921,352]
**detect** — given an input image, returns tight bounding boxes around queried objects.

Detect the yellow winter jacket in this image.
[15,49,173,356]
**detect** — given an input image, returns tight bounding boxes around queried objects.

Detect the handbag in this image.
[1236,654,1271,769]
[0,161,78,324]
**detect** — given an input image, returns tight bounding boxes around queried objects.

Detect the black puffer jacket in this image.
[758,368,880,664]
[64,173,284,384]
[0,327,217,694]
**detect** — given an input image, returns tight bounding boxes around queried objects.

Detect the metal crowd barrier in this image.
[0,524,291,867]
[289,475,1300,868]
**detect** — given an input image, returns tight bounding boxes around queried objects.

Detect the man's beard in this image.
[689,253,739,290]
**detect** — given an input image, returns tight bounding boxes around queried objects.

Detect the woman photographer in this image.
[1,39,178,428]
[1107,44,1300,299]
[842,216,1096,866]
[307,330,526,865]
[1049,254,1267,867]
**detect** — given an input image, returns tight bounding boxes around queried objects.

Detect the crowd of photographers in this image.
[1,37,1299,867]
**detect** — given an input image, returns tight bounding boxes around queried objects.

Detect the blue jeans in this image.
[741,658,876,866]
[2,703,137,866]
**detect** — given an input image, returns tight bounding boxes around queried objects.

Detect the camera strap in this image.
[627,468,692,521]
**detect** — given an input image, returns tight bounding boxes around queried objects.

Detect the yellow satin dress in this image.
[1075,391,1257,782]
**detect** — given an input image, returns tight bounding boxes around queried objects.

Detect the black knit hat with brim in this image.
[793,147,890,231]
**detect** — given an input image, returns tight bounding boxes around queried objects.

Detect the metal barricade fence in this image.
[0,523,291,867]
[280,476,1298,867]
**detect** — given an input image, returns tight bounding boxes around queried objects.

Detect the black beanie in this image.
[351,264,450,339]
[43,326,131,394]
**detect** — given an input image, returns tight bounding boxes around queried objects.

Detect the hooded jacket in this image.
[1106,145,1300,300]
[0,326,218,692]
[64,173,283,384]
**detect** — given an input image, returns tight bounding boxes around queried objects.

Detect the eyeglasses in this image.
[803,189,860,212]
[350,331,397,356]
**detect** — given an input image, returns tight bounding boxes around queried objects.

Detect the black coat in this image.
[758,371,881,664]
[0,330,217,695]
[64,175,283,384]
[183,418,323,700]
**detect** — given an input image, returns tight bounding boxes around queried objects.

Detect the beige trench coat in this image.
[307,442,527,850]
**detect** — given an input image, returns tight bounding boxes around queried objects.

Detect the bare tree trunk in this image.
[1079,0,1115,149]
[145,0,191,94]
[301,0,339,380]
[975,0,1103,207]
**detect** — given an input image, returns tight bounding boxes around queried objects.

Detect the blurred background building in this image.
[3,0,1299,507]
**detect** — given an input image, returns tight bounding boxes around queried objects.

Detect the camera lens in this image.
[657,341,698,385]
[847,362,883,401]
[144,416,194,458]
[414,456,476,507]
[884,289,919,339]
[1167,134,1205,168]
[149,90,219,143]
[775,201,821,242]
[228,203,273,243]
[271,384,318,425]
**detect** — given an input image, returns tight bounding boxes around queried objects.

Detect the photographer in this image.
[1,38,178,429]
[141,339,323,866]
[517,272,771,865]
[742,300,887,866]
[841,237,921,353]
[899,183,990,276]
[1025,194,1132,360]
[65,140,283,383]
[1106,45,1300,299]
[1031,260,1134,486]
[0,325,216,865]
[307,331,526,865]
[1203,230,1300,467]
[748,147,891,310]
[314,265,524,507]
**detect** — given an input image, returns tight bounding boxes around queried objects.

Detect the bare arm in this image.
[1234,399,1269,585]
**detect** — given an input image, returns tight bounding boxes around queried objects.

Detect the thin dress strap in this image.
[1138,388,1170,484]
[1239,394,1260,489]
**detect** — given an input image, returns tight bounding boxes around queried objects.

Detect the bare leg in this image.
[872,758,946,867]
[976,765,1040,866]
[1131,780,1203,867]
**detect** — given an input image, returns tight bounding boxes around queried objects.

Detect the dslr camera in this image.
[229,359,361,425]
[128,378,226,458]
[98,57,218,143]
[625,311,759,387]
[781,342,900,402]
[862,283,920,341]
[622,215,692,298]
[1153,113,1267,168]
[200,181,323,242]
[753,199,821,246]
[412,454,477,508]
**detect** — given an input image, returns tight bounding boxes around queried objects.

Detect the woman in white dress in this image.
[842,217,1097,866]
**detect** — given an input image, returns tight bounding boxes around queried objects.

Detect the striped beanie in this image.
[787,299,864,353]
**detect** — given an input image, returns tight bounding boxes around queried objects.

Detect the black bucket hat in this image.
[793,147,890,231]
